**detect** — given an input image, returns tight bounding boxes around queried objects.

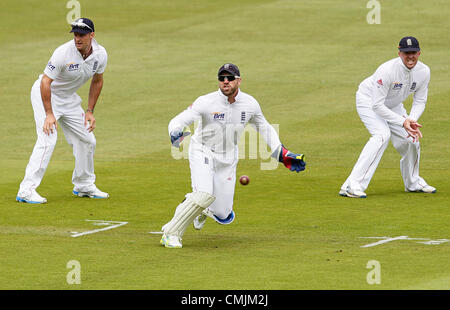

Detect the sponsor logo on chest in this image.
[410,82,417,91]
[392,81,403,90]
[67,62,81,71]
[212,112,225,120]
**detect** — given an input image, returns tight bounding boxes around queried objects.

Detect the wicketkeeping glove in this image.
[278,145,306,173]
[170,129,190,148]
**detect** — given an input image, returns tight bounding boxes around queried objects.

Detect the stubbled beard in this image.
[220,86,237,96]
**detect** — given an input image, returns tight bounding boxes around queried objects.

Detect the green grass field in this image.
[0,0,449,290]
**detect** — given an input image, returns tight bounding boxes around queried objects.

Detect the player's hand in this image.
[278,145,306,173]
[43,113,57,135]
[85,111,96,132]
[170,129,190,148]
[403,118,422,142]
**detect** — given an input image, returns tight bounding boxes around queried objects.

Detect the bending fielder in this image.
[340,36,436,198]
[160,63,306,248]
[16,18,109,204]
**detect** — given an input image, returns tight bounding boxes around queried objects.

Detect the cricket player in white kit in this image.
[340,36,436,198]
[16,18,109,204]
[160,63,306,248]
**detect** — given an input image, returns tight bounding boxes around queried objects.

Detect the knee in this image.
[84,135,96,150]
[372,131,391,145]
[37,133,57,149]
[394,138,419,153]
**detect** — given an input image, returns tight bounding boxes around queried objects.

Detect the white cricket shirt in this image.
[357,57,430,125]
[169,89,282,161]
[40,38,107,108]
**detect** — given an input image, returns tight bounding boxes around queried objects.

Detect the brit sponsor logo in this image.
[212,112,225,120]
[67,62,80,71]
[392,81,403,90]
[410,82,417,91]
[92,61,98,72]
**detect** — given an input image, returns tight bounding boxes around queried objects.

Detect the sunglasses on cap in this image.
[71,20,94,32]
[218,75,239,82]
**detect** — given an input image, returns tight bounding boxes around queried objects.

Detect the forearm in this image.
[87,78,103,111]
[257,123,282,154]
[168,109,198,135]
[250,115,281,155]
[409,89,428,121]
[372,104,405,125]
[40,76,53,115]
[409,103,425,121]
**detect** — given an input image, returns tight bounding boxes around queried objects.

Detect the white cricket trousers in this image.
[18,80,97,196]
[188,142,238,220]
[341,92,428,192]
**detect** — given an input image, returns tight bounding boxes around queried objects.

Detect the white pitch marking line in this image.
[417,239,450,245]
[70,220,128,237]
[149,231,163,235]
[359,236,449,247]
[360,236,410,248]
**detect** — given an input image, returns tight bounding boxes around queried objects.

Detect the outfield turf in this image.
[0,0,449,290]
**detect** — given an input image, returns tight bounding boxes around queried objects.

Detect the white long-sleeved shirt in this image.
[357,57,430,125]
[169,89,282,161]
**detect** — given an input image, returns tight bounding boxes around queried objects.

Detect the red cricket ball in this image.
[239,175,250,186]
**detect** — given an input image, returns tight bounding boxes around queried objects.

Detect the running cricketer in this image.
[16,18,109,204]
[160,63,306,248]
[339,36,436,198]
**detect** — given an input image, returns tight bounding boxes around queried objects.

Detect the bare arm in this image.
[41,74,57,135]
[85,73,104,132]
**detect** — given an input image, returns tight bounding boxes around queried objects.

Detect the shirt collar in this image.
[91,38,99,52]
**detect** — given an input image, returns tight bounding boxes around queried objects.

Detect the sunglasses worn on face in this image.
[71,21,94,32]
[218,75,238,82]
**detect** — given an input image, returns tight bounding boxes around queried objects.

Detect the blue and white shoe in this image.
[16,190,47,204]
[213,210,235,225]
[194,209,236,229]
[73,185,109,199]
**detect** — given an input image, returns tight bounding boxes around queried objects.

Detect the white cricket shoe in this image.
[73,185,109,199]
[160,234,182,248]
[16,190,47,204]
[408,185,436,193]
[193,213,208,230]
[341,188,367,198]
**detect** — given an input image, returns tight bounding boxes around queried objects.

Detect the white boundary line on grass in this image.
[70,220,128,237]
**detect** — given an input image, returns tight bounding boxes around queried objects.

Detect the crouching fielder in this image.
[160,63,306,248]
[340,36,436,198]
